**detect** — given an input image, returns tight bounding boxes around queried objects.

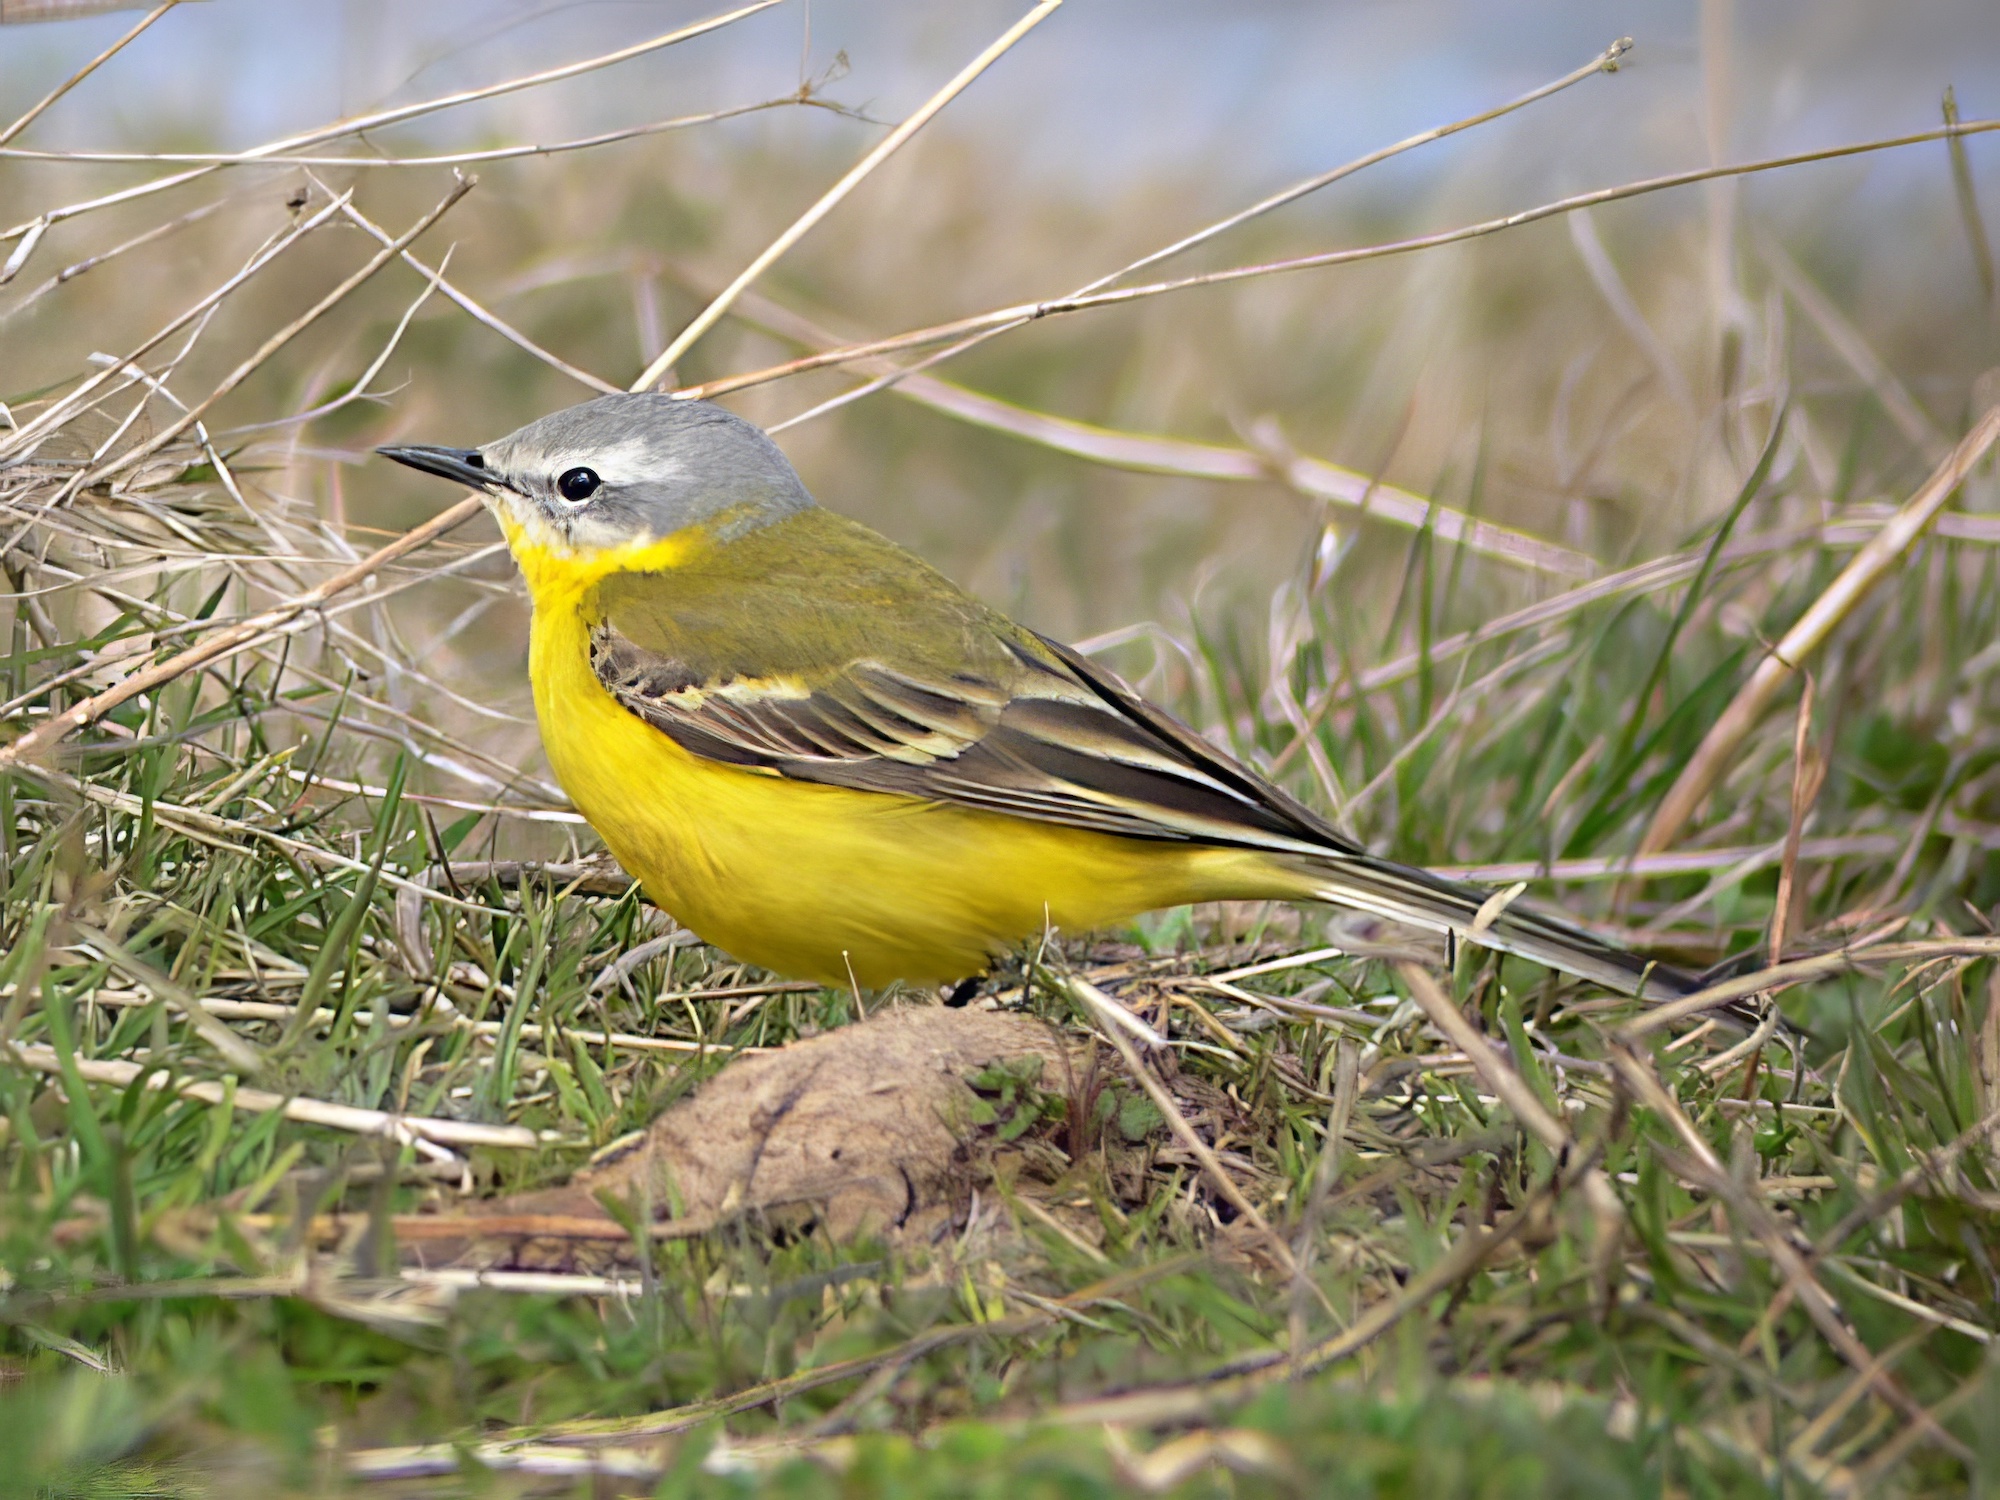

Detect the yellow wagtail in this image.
[381,394,1693,998]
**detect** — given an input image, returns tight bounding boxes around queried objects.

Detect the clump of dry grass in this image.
[5,7,2000,1496]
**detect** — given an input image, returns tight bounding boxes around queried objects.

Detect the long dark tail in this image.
[1279,849,1700,1001]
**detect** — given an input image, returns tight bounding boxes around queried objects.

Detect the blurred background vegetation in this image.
[7,1,2000,1494]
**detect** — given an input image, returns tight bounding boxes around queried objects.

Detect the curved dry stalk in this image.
[0,95,816,169]
[1638,405,2000,856]
[330,197,621,396]
[632,0,1062,391]
[668,282,1591,575]
[902,375,1594,576]
[221,244,453,436]
[1618,936,2000,1039]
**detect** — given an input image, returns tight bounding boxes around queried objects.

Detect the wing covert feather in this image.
[585,510,1345,853]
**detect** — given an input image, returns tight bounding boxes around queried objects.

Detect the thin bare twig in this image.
[0,2,179,149]
[77,177,476,490]
[0,495,482,769]
[0,0,785,248]
[678,117,2000,402]
[765,39,1637,436]
[1,197,229,323]
[633,0,1062,390]
[1,190,357,463]
[331,197,620,396]
[0,96,816,170]
[1096,38,1634,295]
[221,242,455,435]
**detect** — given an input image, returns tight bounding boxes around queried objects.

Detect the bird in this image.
[379,393,1696,1001]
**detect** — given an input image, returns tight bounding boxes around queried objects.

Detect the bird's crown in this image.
[381,394,813,554]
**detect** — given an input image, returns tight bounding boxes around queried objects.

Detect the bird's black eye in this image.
[556,467,601,504]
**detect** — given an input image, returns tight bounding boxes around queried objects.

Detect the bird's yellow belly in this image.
[527,601,1282,986]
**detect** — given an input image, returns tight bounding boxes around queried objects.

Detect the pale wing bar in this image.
[590,619,1330,847]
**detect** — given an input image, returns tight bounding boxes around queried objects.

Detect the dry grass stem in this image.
[1088,38,1635,295]
[0,3,179,149]
[0,495,483,769]
[1067,972,1305,1282]
[6,1043,552,1150]
[0,0,784,250]
[764,39,1638,437]
[77,176,476,489]
[1641,405,2000,855]
[1606,1048,1970,1460]
[682,116,2000,403]
[634,0,1063,391]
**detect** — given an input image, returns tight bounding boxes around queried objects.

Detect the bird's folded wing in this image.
[582,503,1703,1001]
[589,608,1357,857]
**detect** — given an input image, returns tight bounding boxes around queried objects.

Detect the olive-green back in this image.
[591,508,1042,687]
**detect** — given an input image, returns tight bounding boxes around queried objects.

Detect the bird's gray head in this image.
[378,394,814,555]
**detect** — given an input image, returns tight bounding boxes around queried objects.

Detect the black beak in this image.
[376,444,506,491]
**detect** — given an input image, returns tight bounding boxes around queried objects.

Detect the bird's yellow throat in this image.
[495,513,696,606]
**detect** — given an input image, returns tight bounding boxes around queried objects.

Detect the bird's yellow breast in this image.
[507,531,1288,986]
